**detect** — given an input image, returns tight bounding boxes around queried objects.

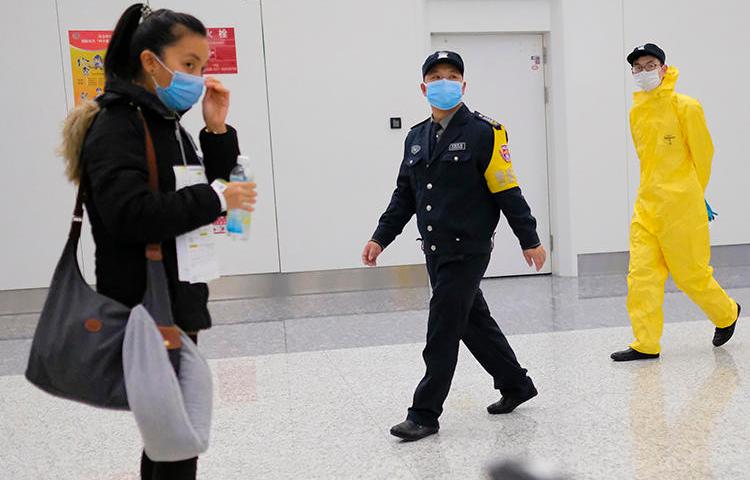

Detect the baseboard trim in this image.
[0,264,429,316]
[578,243,750,276]
[208,264,429,301]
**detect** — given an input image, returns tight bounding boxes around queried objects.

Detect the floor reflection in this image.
[630,349,739,479]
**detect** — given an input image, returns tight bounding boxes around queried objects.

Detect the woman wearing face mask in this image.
[611,43,740,362]
[59,4,256,479]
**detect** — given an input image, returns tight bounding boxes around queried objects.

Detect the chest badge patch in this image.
[448,142,466,152]
[411,145,422,155]
[500,144,512,162]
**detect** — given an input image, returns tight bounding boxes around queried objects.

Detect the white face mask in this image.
[633,69,662,92]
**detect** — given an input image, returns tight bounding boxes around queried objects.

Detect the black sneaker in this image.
[390,420,438,441]
[610,347,659,362]
[713,303,741,347]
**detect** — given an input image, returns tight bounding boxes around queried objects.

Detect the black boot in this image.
[610,347,659,362]
[390,420,438,441]
[714,303,741,347]
[487,384,538,415]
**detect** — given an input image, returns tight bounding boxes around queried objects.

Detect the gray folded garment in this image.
[123,305,213,462]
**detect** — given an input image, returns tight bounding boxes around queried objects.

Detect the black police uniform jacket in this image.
[79,79,239,332]
[372,104,540,255]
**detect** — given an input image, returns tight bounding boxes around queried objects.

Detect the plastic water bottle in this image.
[226,155,253,240]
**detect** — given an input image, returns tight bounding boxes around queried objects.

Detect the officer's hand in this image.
[523,245,547,272]
[362,241,383,267]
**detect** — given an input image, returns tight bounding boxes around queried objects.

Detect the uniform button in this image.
[453,156,459,162]
[430,245,437,252]
[427,183,433,190]
[426,205,432,212]
[409,160,414,165]
[427,225,433,232]
[456,238,461,242]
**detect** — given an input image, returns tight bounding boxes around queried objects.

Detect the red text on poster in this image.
[205,28,238,75]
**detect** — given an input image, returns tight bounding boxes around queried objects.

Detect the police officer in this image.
[362,51,547,441]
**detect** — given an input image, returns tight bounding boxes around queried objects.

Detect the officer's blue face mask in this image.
[151,55,205,112]
[425,79,463,110]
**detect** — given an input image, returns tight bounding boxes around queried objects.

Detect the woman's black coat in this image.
[80,79,239,331]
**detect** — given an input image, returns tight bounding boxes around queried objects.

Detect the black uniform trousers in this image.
[407,253,535,428]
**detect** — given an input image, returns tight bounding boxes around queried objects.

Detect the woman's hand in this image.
[224,182,257,212]
[203,77,230,133]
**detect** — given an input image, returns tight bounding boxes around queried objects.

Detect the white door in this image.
[431,33,551,277]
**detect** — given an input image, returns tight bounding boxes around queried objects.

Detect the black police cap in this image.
[627,43,666,66]
[422,51,465,78]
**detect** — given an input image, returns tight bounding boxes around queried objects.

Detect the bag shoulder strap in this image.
[135,108,164,262]
[68,188,85,241]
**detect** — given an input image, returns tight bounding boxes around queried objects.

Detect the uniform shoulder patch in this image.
[410,117,431,130]
[474,111,504,131]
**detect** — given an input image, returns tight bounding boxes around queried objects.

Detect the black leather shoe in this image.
[390,420,438,441]
[714,303,741,347]
[610,347,659,362]
[487,384,538,415]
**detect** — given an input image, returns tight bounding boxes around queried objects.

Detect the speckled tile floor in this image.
[1,274,749,479]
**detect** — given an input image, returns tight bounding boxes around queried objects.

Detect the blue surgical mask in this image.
[151,56,205,111]
[426,79,463,110]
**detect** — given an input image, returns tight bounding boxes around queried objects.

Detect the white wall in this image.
[546,0,576,275]
[427,0,551,33]
[550,0,631,263]
[2,0,749,292]
[547,0,750,276]
[0,1,72,290]
[262,0,429,273]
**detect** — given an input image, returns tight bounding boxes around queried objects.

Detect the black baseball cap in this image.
[422,51,464,78]
[627,43,666,66]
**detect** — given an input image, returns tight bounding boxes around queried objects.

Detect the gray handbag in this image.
[25,109,184,409]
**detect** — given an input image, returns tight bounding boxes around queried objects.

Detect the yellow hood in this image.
[633,66,679,105]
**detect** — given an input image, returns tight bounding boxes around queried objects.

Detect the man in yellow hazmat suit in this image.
[611,43,741,362]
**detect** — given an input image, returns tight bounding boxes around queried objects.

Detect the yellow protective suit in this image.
[627,67,738,354]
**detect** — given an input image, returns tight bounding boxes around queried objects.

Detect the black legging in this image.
[140,333,200,480]
[140,453,197,480]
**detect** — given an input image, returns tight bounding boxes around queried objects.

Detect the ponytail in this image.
[104,3,206,83]
[104,4,144,83]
